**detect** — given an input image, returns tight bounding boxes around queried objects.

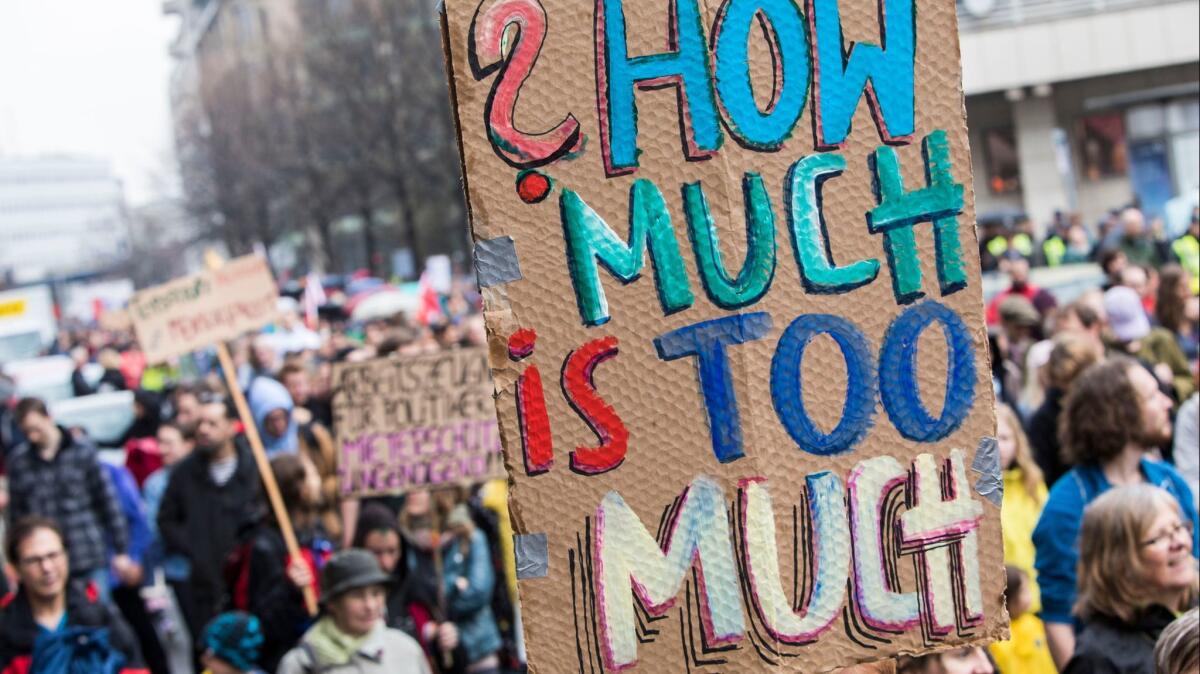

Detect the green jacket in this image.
[1139,327,1195,402]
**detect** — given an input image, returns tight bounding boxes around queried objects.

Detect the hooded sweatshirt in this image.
[248,377,298,456]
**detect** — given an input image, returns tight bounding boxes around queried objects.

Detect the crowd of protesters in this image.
[0,204,1197,674]
[0,276,516,674]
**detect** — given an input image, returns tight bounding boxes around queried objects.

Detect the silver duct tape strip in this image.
[474,235,524,288]
[970,436,1004,507]
[514,532,549,580]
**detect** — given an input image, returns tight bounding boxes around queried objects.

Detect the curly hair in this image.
[1058,356,1142,466]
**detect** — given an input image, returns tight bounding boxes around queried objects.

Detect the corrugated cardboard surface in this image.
[332,348,505,497]
[442,0,1007,670]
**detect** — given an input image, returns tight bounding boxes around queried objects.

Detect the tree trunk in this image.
[313,209,339,272]
[360,205,379,277]
[392,178,422,272]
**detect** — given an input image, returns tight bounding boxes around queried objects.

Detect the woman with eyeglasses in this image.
[1063,485,1199,674]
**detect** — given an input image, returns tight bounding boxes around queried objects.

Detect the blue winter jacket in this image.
[408,529,502,665]
[103,463,152,588]
[1032,458,1199,626]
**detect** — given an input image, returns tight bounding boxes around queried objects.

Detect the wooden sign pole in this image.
[207,254,318,617]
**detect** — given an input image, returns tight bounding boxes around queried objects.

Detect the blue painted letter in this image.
[597,0,722,174]
[879,301,975,442]
[712,0,810,149]
[655,313,773,463]
[684,173,777,309]
[812,0,915,147]
[771,314,875,455]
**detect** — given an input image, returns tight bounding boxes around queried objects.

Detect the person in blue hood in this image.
[247,377,342,539]
[248,378,298,456]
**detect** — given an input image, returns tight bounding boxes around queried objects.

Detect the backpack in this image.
[31,626,125,674]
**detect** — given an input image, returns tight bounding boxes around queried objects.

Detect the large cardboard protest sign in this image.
[442,0,1006,669]
[332,348,504,497]
[129,254,278,364]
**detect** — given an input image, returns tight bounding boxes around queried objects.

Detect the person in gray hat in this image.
[276,549,431,674]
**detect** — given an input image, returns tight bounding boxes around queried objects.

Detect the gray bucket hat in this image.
[320,549,393,604]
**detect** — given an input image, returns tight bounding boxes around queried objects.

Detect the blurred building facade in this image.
[960,0,1200,232]
[0,156,130,284]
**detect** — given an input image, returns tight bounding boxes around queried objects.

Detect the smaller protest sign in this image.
[129,255,278,364]
[333,347,503,497]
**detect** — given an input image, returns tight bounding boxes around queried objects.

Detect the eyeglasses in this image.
[1140,521,1194,549]
[17,549,65,570]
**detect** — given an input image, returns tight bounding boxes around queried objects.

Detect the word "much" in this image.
[595,450,985,669]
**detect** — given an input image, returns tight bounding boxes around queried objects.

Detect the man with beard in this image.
[1033,357,1199,670]
[157,397,261,652]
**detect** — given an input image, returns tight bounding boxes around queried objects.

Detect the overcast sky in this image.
[0,1,178,205]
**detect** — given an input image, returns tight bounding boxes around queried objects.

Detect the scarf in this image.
[305,616,370,667]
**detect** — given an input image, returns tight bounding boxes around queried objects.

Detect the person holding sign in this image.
[239,454,332,673]
[399,490,501,674]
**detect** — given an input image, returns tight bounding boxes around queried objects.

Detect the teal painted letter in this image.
[786,154,880,293]
[562,181,694,326]
[684,174,777,309]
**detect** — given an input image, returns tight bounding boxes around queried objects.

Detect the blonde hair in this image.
[996,403,1044,504]
[1075,485,1198,624]
[1154,607,1199,674]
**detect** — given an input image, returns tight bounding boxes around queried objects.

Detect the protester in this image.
[400,489,501,673]
[200,612,265,674]
[1117,207,1162,268]
[1175,391,1199,511]
[1033,357,1200,668]
[0,517,145,673]
[6,398,133,598]
[240,454,330,672]
[985,253,1057,326]
[1153,607,1199,674]
[275,549,431,674]
[1026,332,1104,486]
[995,404,1046,610]
[1063,485,1199,674]
[1104,285,1193,403]
[1171,215,1200,294]
[1155,264,1198,362]
[352,504,422,635]
[1101,248,1130,291]
[170,386,203,434]
[896,648,994,674]
[988,566,1054,674]
[157,398,261,649]
[247,376,341,539]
